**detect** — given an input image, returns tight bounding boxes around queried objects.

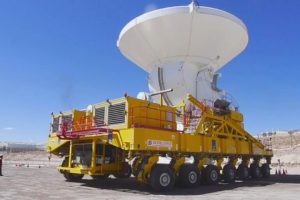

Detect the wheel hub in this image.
[188,171,197,184]
[160,173,171,187]
[243,167,249,177]
[210,170,218,181]
[228,169,235,179]
[256,167,260,176]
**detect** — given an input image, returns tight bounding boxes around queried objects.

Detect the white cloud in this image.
[3,127,14,131]
[144,3,158,13]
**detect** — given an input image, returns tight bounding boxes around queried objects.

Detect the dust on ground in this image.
[1,132,300,200]
[0,164,300,200]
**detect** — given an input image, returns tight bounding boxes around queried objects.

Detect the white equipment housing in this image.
[117,2,248,106]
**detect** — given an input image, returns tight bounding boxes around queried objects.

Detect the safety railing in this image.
[128,106,177,131]
[56,115,118,140]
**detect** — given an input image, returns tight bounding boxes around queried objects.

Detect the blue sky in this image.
[0,0,299,143]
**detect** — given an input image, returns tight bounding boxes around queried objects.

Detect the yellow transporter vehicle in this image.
[47,92,273,192]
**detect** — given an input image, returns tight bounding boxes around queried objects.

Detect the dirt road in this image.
[0,165,300,200]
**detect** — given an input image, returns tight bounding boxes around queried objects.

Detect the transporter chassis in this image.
[48,94,273,192]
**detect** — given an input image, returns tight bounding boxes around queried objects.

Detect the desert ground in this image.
[1,155,300,200]
[1,132,300,199]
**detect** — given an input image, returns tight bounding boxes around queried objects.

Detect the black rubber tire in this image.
[202,165,219,185]
[150,164,175,192]
[250,163,262,179]
[237,164,249,180]
[91,174,109,180]
[261,164,271,178]
[115,163,132,178]
[63,172,84,181]
[178,164,200,187]
[223,164,236,183]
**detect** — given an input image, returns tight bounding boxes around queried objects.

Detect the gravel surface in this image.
[0,164,300,200]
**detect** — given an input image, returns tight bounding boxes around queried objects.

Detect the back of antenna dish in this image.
[118,2,248,106]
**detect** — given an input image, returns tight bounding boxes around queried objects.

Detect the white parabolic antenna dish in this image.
[117,3,248,105]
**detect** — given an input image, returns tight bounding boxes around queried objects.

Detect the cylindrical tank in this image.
[117,3,248,105]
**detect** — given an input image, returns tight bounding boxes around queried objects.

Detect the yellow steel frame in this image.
[48,93,273,179]
[57,136,125,175]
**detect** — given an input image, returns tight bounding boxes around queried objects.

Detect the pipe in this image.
[149,88,173,97]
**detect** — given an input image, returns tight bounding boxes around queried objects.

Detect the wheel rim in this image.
[243,167,249,177]
[159,173,171,187]
[266,167,270,175]
[255,167,260,176]
[228,169,235,179]
[210,170,218,181]
[188,171,197,184]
